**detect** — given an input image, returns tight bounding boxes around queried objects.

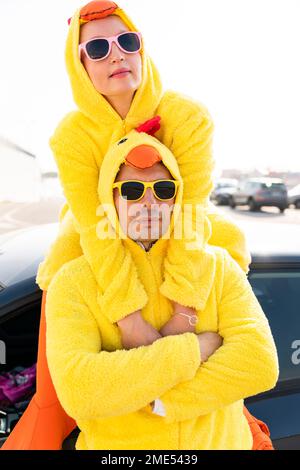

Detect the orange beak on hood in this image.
[68,0,119,25]
[125,145,162,169]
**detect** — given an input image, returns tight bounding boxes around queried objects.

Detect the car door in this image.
[240,181,254,204]
[245,264,300,449]
[234,181,247,204]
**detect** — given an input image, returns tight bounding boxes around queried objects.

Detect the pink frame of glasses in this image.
[78,31,142,61]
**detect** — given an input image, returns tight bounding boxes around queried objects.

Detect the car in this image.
[210,178,239,206]
[229,178,289,213]
[238,221,300,450]
[0,222,300,450]
[288,184,300,209]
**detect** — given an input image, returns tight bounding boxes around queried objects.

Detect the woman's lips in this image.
[110,71,131,78]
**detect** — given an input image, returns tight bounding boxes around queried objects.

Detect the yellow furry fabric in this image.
[37,4,251,319]
[45,125,279,450]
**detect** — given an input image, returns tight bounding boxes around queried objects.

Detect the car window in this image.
[248,182,260,190]
[248,270,300,383]
[261,183,286,191]
[0,303,40,372]
[220,183,235,188]
[216,181,237,189]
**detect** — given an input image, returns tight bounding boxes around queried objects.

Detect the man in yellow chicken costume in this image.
[43,116,279,450]
[1,0,277,450]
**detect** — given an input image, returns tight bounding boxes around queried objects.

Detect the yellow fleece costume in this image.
[36,1,251,322]
[45,122,279,450]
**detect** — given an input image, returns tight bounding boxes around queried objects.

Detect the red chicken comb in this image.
[136,116,161,136]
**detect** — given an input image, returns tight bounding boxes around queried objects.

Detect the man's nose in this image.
[142,187,158,206]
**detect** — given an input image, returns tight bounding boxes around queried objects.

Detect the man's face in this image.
[113,163,176,243]
[79,16,142,99]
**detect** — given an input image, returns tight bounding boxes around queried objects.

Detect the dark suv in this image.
[229,178,288,212]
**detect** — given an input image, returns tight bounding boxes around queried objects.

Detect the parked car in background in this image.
[229,178,288,213]
[0,222,300,449]
[288,184,300,209]
[210,178,239,206]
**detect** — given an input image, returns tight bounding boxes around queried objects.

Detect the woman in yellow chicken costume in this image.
[1,0,276,450]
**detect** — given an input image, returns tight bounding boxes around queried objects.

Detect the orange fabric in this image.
[68,0,118,26]
[1,291,76,450]
[243,406,274,450]
[79,0,118,24]
[125,145,162,169]
[1,291,274,450]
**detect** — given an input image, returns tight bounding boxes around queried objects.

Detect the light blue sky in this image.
[1,0,300,172]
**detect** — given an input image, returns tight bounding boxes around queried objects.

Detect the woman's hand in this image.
[160,302,223,363]
[159,312,196,336]
[172,300,197,316]
[117,310,162,350]
[159,300,197,336]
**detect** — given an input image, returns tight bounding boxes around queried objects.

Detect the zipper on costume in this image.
[145,249,161,329]
[146,249,152,264]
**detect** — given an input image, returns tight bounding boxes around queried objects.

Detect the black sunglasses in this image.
[112,180,180,202]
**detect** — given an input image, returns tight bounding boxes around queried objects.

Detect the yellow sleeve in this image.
[36,204,83,290]
[49,132,148,323]
[155,250,279,424]
[58,201,70,223]
[159,105,216,309]
[206,201,252,274]
[45,268,201,422]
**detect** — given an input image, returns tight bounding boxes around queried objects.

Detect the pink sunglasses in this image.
[78,31,142,61]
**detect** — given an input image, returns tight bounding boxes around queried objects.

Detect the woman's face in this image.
[79,16,142,99]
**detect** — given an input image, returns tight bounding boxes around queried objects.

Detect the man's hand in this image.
[117,309,223,364]
[197,332,223,363]
[117,310,162,350]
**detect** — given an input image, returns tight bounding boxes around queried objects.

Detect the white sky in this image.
[1,0,300,172]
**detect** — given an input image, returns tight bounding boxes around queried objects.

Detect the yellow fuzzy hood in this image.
[66,4,163,126]
[98,126,183,245]
[98,118,213,249]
